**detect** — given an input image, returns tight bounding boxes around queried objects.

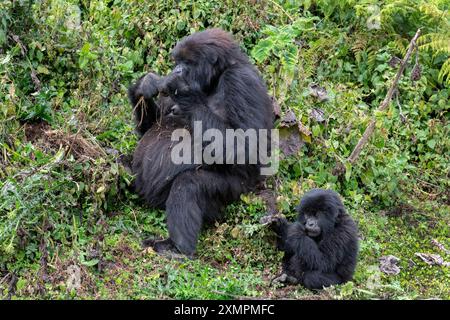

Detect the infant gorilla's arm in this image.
[128,72,166,136]
[271,216,337,287]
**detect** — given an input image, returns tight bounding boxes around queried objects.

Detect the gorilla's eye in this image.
[299,215,307,224]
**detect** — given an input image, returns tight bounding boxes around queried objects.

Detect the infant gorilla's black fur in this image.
[271,189,358,290]
[127,29,274,256]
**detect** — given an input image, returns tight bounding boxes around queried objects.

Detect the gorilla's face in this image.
[159,29,239,96]
[158,64,193,97]
[298,210,337,238]
[295,189,344,238]
[297,201,339,238]
[160,49,218,96]
[299,213,321,237]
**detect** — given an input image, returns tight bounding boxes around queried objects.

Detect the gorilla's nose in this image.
[307,221,316,228]
[173,64,183,75]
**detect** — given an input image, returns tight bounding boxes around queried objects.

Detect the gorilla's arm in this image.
[316,216,358,264]
[128,73,163,136]
[270,217,294,252]
[287,231,337,272]
[170,92,247,165]
[294,216,358,274]
[171,87,270,167]
[215,66,274,130]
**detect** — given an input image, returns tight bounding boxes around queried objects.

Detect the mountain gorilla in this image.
[270,189,359,289]
[128,29,274,257]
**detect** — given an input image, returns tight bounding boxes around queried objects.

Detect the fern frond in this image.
[419,3,446,19]
[438,58,450,84]
[351,34,368,55]
[391,37,408,56]
[418,33,450,56]
[417,32,450,84]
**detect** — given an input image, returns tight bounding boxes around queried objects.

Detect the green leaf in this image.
[0,29,6,46]
[251,39,273,63]
[176,21,186,31]
[280,45,298,81]
[37,65,50,75]
[80,259,99,267]
[427,139,436,149]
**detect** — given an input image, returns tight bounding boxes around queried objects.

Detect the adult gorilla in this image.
[128,29,274,256]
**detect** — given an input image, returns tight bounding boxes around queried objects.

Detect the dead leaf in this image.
[379,255,401,275]
[415,253,450,267]
[431,239,450,255]
[280,110,297,127]
[388,56,402,68]
[231,226,240,239]
[298,122,311,136]
[143,247,156,256]
[278,109,308,155]
[309,84,328,102]
[310,108,325,123]
[279,126,304,157]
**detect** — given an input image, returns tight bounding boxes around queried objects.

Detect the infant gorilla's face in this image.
[299,213,322,237]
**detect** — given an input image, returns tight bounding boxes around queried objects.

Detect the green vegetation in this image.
[0,0,449,299]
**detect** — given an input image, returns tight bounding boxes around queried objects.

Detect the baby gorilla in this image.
[270,189,358,290]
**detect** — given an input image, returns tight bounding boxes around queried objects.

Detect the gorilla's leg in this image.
[160,170,245,256]
[302,271,342,290]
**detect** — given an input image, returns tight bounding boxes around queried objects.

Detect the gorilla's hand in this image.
[135,72,161,99]
[158,65,191,97]
[268,215,289,235]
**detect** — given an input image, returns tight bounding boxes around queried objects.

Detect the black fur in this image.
[128,29,274,256]
[271,189,359,290]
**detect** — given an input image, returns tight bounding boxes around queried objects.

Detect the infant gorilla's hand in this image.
[268,215,288,234]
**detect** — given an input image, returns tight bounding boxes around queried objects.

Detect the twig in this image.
[267,0,294,22]
[345,28,421,165]
[210,290,264,300]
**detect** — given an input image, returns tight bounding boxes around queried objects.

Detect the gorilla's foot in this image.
[142,237,193,260]
[270,273,299,286]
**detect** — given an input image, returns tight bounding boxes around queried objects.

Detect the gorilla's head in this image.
[296,189,345,238]
[160,29,248,96]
